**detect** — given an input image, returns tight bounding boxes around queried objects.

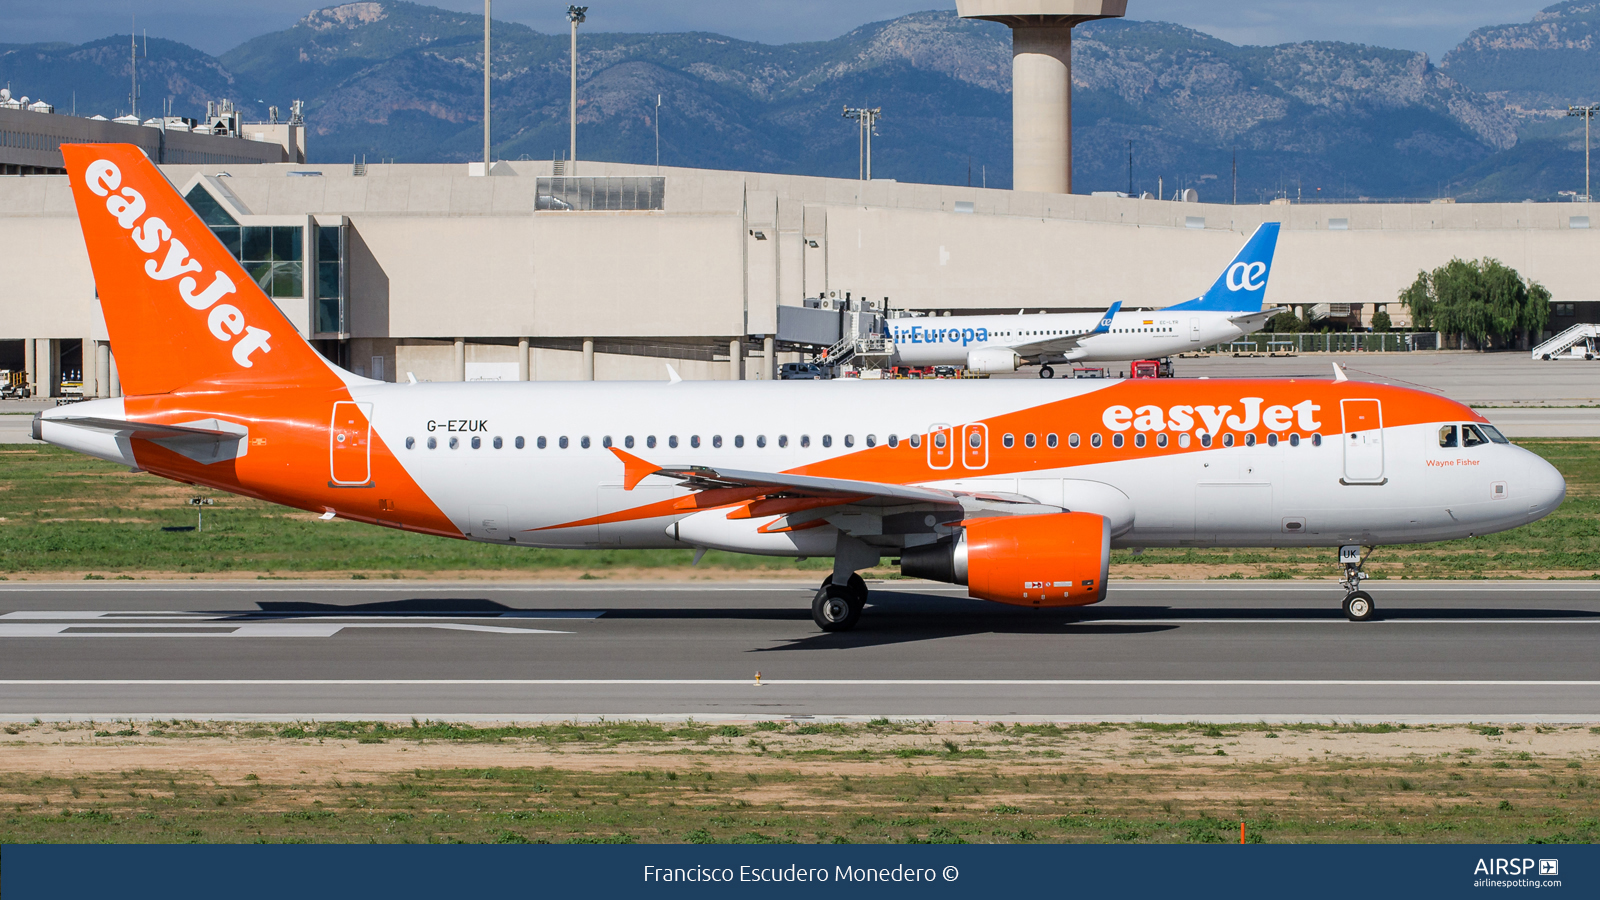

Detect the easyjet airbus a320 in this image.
[38,145,1566,630]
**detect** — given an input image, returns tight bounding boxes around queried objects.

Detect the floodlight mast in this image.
[1570,104,1599,202]
[842,106,882,180]
[568,5,588,173]
[483,0,491,169]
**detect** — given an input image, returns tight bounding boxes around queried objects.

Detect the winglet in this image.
[666,364,683,384]
[1333,362,1349,383]
[610,446,662,491]
[1093,301,1122,335]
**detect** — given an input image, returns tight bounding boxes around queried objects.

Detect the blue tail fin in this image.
[1092,301,1122,335]
[1167,223,1280,313]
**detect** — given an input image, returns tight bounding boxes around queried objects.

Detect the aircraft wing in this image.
[1009,301,1121,359]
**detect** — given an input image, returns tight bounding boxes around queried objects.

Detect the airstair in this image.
[1532,323,1600,360]
[820,333,895,370]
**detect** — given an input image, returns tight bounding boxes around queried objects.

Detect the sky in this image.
[6,1,1558,60]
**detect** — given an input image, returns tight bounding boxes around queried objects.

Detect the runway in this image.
[1,580,1597,722]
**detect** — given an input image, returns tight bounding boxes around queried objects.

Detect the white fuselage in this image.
[888,310,1255,366]
[46,379,1563,559]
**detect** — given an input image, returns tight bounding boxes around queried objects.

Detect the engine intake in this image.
[900,512,1110,607]
[965,348,1021,374]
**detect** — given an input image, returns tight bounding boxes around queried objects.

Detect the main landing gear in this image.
[1039,366,1056,379]
[812,573,868,632]
[1339,544,1376,622]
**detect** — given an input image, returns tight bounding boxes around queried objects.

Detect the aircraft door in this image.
[927,424,954,470]
[961,423,988,470]
[1340,399,1385,484]
[1190,317,1201,342]
[330,401,373,486]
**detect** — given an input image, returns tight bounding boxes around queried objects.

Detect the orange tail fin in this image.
[61,144,342,396]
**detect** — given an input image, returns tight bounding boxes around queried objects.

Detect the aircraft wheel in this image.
[819,574,868,605]
[1343,591,1375,622]
[1039,366,1056,379]
[812,584,863,632]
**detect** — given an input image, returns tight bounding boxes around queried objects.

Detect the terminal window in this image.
[536,176,665,211]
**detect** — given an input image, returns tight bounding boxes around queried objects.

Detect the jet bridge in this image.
[775,294,909,371]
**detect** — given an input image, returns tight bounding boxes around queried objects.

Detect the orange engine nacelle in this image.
[900,512,1111,607]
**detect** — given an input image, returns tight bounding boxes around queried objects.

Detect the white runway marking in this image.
[0,623,569,638]
[0,679,1594,686]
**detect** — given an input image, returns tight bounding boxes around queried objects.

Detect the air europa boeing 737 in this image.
[39,145,1565,631]
[888,223,1284,378]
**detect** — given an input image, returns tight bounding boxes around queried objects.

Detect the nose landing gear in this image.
[1339,544,1376,622]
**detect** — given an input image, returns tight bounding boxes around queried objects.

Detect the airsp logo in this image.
[1227,261,1268,292]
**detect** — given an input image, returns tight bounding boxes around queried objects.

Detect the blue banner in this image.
[3,844,1595,899]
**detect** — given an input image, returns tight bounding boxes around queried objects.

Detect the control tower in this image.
[957,1,1128,194]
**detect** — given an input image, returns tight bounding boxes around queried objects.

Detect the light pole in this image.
[482,0,491,170]
[568,5,587,173]
[1570,104,1599,201]
[655,93,661,173]
[842,106,882,180]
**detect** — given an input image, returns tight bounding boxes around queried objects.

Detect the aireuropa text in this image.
[642,865,943,883]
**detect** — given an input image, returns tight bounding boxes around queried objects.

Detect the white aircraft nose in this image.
[1520,448,1567,519]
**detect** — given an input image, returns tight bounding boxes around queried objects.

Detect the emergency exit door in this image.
[330,401,373,485]
[927,424,954,470]
[1340,399,1385,484]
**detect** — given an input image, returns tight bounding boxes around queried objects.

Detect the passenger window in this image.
[1134,434,1146,449]
[710,435,721,449]
[559,436,569,449]
[1439,425,1458,448]
[494,436,503,450]
[844,435,855,448]
[1156,433,1168,448]
[756,435,766,448]
[449,437,459,450]
[427,436,437,450]
[1200,434,1212,448]
[691,435,701,448]
[1068,433,1080,448]
[1024,433,1036,449]
[1244,433,1257,447]
[779,435,789,448]
[910,434,921,449]
[1046,433,1058,449]
[888,434,899,448]
[823,435,833,448]
[581,436,592,449]
[801,435,811,448]
[1312,434,1323,446]
[1462,424,1488,447]
[1177,433,1190,449]
[471,436,482,450]
[1003,433,1015,449]
[625,435,635,449]
[1289,433,1300,447]
[934,433,947,449]
[406,437,415,450]
[737,435,748,448]
[669,435,679,449]
[1091,434,1102,448]
[969,431,981,448]
[865,435,876,448]
[602,436,613,449]
[647,435,657,449]
[1267,433,1278,447]
[1223,434,1236,448]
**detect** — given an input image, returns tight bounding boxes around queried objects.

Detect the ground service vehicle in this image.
[780,363,829,380]
[38,145,1567,631]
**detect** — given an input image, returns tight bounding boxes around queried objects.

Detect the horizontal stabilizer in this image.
[41,415,249,465]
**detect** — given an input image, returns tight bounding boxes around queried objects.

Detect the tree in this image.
[1398,257,1551,350]
[1266,311,1303,332]
[1371,309,1392,332]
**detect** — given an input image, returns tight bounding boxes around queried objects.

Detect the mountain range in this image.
[4,1,1600,202]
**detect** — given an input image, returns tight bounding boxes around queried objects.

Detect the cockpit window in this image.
[1438,425,1458,448]
[1480,424,1511,445]
[1462,424,1489,448]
